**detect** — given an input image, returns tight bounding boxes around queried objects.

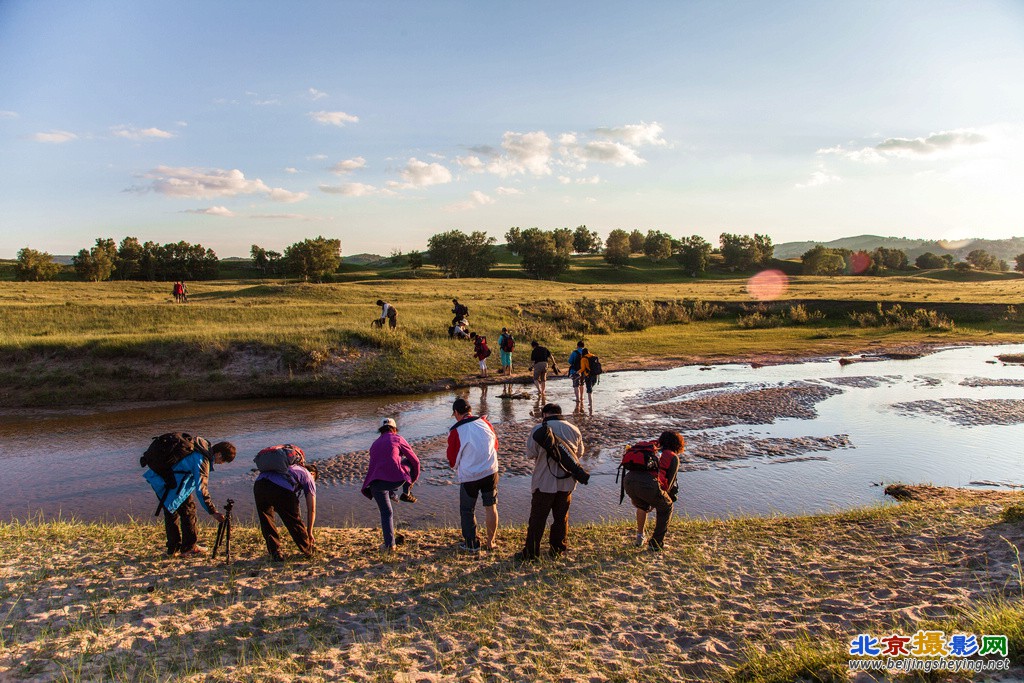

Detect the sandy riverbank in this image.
[2,485,1023,681]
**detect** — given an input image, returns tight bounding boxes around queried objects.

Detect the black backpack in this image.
[455,303,469,318]
[586,354,603,383]
[140,433,199,515]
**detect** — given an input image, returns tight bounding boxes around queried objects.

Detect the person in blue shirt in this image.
[143,438,237,557]
[254,459,318,562]
[567,340,586,406]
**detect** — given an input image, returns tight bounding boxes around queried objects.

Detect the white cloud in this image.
[268,187,309,203]
[309,110,359,126]
[29,130,77,143]
[558,175,572,184]
[456,155,486,172]
[251,213,323,221]
[493,131,553,176]
[132,165,306,203]
[565,140,645,167]
[391,157,452,188]
[330,157,367,174]
[320,182,383,196]
[593,121,666,147]
[496,186,522,195]
[817,145,887,164]
[308,88,328,100]
[876,130,987,156]
[184,206,236,217]
[175,121,188,127]
[577,175,601,185]
[308,154,328,161]
[111,125,175,140]
[795,168,842,189]
[0,110,18,119]
[284,167,299,174]
[444,190,494,212]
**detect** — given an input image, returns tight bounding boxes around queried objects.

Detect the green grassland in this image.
[1,257,1023,408]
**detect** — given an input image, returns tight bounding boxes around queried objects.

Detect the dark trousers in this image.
[459,473,498,547]
[254,479,312,558]
[523,490,572,558]
[163,496,198,553]
[624,474,674,548]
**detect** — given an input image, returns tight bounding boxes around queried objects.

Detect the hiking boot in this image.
[512,551,538,563]
[165,548,179,557]
[633,534,646,548]
[270,553,285,563]
[647,540,664,552]
[399,492,417,503]
[458,541,481,553]
[180,545,207,556]
[395,533,406,546]
[380,543,396,553]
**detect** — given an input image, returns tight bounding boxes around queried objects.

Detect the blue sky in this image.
[1,0,1023,258]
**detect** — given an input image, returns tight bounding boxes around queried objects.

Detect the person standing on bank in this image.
[623,431,683,551]
[447,397,500,551]
[362,418,422,551]
[529,341,559,398]
[497,327,515,377]
[254,458,318,562]
[516,403,584,561]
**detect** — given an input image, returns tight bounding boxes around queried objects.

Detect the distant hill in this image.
[51,255,75,265]
[774,234,1024,264]
[343,253,385,265]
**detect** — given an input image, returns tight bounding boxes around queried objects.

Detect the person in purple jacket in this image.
[254,457,318,562]
[362,417,422,551]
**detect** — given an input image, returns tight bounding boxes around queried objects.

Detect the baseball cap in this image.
[381,417,397,429]
[452,397,471,414]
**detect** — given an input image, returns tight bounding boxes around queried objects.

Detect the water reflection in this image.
[4,344,1024,528]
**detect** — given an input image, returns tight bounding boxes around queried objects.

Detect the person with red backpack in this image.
[620,431,683,551]
[497,327,515,376]
[470,331,491,378]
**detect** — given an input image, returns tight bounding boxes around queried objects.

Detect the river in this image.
[3,344,1024,531]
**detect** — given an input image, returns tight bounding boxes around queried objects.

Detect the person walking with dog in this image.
[362,417,422,551]
[622,431,683,551]
[141,435,237,557]
[529,341,559,398]
[447,397,500,551]
[515,403,585,562]
[254,454,318,562]
[376,299,397,329]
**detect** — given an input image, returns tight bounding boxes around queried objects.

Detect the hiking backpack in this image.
[476,337,491,359]
[141,432,203,516]
[615,440,660,504]
[254,444,305,475]
[500,333,515,352]
[586,354,603,378]
[455,303,469,318]
[140,432,198,480]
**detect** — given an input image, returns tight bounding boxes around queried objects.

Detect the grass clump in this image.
[850,302,955,331]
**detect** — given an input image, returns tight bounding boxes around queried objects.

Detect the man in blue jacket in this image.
[144,438,237,556]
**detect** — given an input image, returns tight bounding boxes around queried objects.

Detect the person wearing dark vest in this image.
[254,456,318,562]
[529,341,559,398]
[515,403,584,561]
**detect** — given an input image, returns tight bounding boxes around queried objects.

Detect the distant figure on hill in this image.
[451,298,469,325]
[497,327,515,376]
[140,434,237,557]
[622,431,682,551]
[172,281,183,303]
[447,397,500,552]
[529,341,559,398]
[362,417,421,552]
[180,281,188,303]
[376,299,397,329]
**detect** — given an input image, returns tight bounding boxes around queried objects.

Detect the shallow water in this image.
[4,344,1024,531]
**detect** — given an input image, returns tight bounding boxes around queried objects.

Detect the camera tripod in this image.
[211,499,234,563]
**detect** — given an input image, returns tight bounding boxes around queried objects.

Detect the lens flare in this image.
[849,251,872,275]
[746,269,789,301]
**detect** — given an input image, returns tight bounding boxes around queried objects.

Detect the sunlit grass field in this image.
[1,272,1022,407]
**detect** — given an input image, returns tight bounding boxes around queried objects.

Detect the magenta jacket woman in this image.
[362,424,422,550]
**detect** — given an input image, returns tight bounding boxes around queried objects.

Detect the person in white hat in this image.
[361,417,421,551]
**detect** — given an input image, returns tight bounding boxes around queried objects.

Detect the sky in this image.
[1,0,1023,259]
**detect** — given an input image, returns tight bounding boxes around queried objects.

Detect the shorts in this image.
[499,350,512,367]
[460,472,499,507]
[532,361,547,382]
[571,372,583,388]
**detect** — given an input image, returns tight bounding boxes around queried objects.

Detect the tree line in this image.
[800,245,1013,275]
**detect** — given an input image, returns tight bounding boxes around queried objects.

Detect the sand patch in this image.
[893,398,1024,426]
